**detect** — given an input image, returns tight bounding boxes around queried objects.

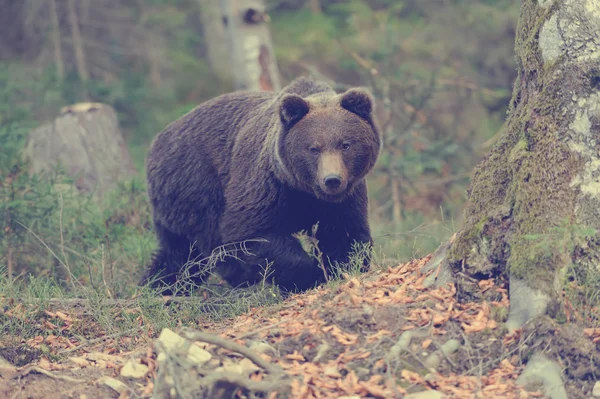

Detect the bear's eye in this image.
[342,142,351,151]
[309,147,320,155]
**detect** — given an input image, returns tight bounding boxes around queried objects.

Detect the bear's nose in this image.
[324,174,342,190]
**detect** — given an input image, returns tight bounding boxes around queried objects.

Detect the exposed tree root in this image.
[152,328,291,399]
[15,366,85,384]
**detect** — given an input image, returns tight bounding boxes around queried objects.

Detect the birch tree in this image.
[425,1,600,395]
[220,0,281,91]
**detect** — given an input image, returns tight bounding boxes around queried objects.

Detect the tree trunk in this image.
[48,0,65,82]
[198,0,232,81]
[220,0,281,91]
[308,0,321,15]
[66,0,89,98]
[441,0,600,329]
[24,103,137,198]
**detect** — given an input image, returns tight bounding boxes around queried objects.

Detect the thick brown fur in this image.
[140,77,381,294]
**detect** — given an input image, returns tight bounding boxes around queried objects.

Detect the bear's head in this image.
[277,88,381,203]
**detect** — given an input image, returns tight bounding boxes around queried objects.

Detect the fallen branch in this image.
[16,366,85,383]
[59,327,143,355]
[181,329,285,376]
[234,320,287,340]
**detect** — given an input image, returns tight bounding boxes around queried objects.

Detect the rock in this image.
[505,278,551,332]
[440,339,461,356]
[248,340,277,356]
[386,331,416,361]
[156,328,212,366]
[69,356,91,367]
[120,358,149,379]
[97,376,128,394]
[337,396,361,399]
[0,355,15,370]
[425,339,462,371]
[404,390,445,399]
[239,358,261,375]
[313,342,331,363]
[516,354,567,399]
[324,366,342,378]
[215,362,244,375]
[593,381,600,397]
[423,352,441,370]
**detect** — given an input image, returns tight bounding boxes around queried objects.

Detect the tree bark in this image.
[24,103,137,198]
[308,0,321,15]
[67,0,89,97]
[198,0,232,81]
[220,0,281,91]
[49,0,65,82]
[440,0,600,329]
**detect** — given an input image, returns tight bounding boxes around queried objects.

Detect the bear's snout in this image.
[324,174,342,190]
[318,152,348,195]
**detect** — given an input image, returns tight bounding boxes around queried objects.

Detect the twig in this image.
[59,327,143,355]
[7,245,13,278]
[16,366,85,383]
[309,222,329,282]
[464,329,536,376]
[181,329,286,376]
[234,320,288,340]
[58,193,74,291]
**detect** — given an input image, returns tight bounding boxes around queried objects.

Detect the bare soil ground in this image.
[1,255,598,398]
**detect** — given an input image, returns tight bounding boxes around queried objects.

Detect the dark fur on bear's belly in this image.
[139,77,381,295]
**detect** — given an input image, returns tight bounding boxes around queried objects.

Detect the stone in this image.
[156,328,212,366]
[97,376,128,394]
[404,390,445,399]
[120,358,149,379]
[592,381,600,397]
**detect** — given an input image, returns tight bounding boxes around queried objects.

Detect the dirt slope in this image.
[2,255,598,398]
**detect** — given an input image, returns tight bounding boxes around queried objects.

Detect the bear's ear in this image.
[279,94,310,128]
[340,89,374,120]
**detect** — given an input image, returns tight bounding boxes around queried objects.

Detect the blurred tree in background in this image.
[0,0,519,287]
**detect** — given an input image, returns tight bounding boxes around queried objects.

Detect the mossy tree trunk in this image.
[443,0,600,329]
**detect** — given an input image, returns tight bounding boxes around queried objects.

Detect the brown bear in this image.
[140,77,381,294]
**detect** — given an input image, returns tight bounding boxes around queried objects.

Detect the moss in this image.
[491,305,509,323]
[449,0,585,295]
[508,138,528,164]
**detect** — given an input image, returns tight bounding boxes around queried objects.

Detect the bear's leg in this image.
[219,234,327,294]
[316,189,374,276]
[139,222,204,295]
[317,226,373,276]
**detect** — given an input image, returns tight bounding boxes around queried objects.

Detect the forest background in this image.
[0,0,518,299]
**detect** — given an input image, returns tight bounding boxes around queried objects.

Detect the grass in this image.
[0,213,446,348]
[0,165,463,350]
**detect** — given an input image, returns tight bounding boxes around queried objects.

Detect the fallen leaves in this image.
[322,325,358,346]
[4,253,593,399]
[584,328,600,344]
[211,255,530,398]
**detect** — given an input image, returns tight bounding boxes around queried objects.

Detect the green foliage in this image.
[270,0,517,254]
[0,0,521,310]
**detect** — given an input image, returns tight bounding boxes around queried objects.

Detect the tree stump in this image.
[24,102,137,197]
